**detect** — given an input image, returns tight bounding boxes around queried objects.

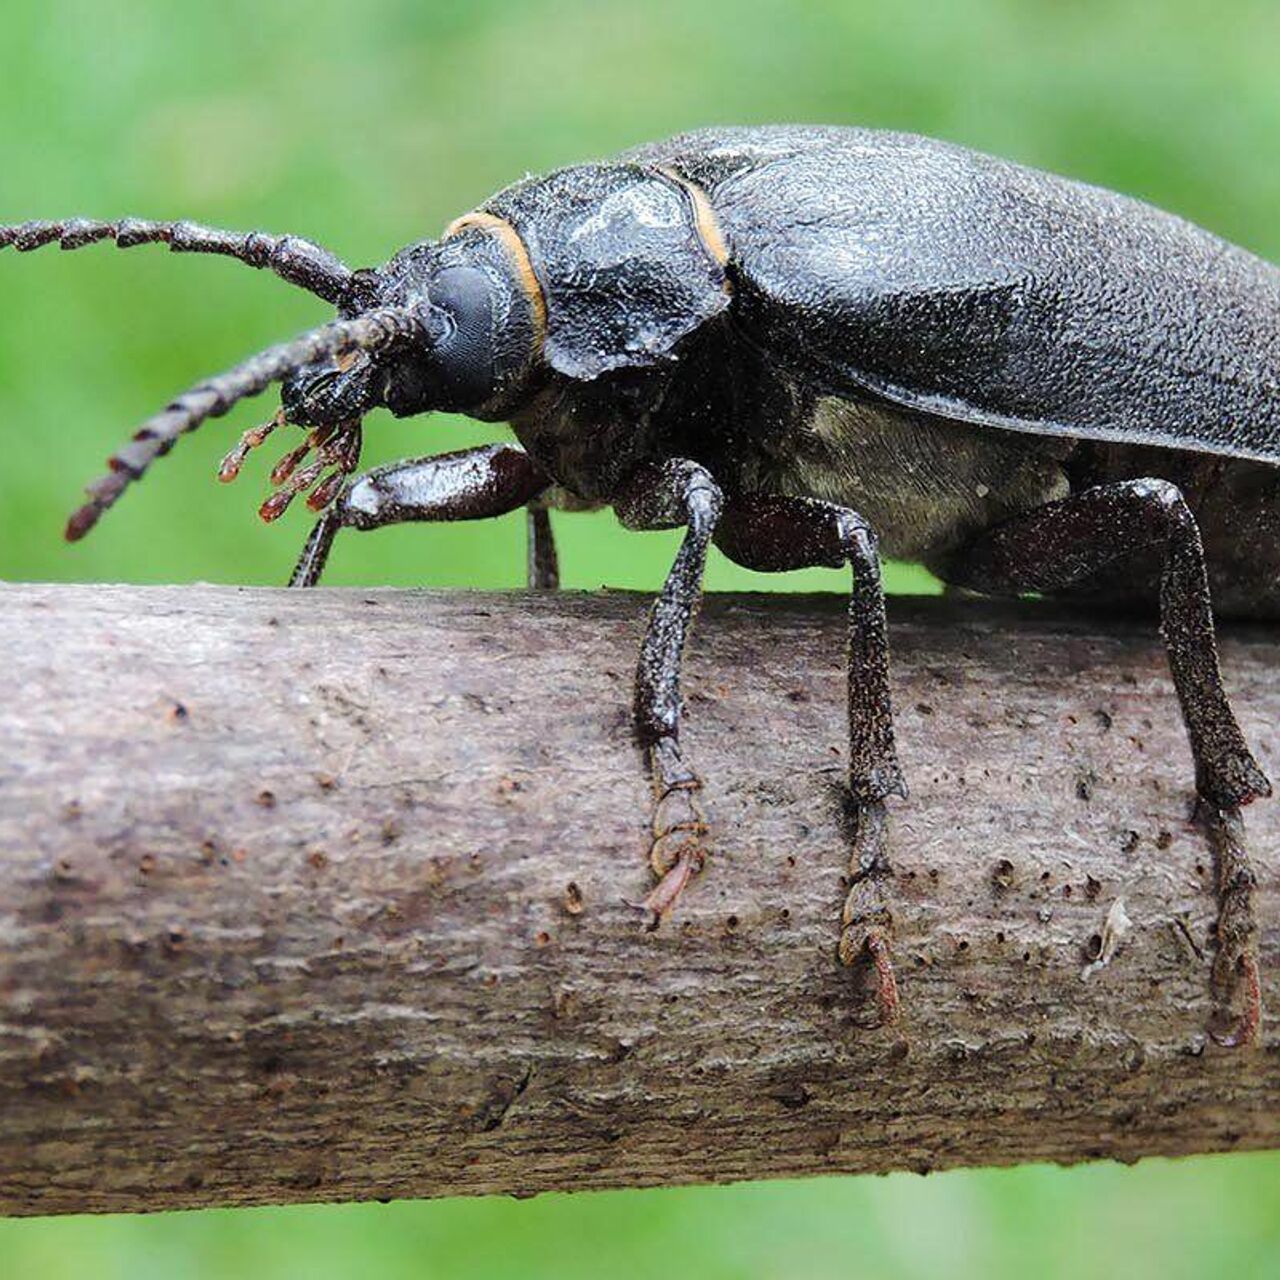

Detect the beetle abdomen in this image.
[777,395,1072,563]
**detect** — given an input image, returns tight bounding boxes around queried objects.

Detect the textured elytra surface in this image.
[0,585,1276,1216]
[629,125,1280,463]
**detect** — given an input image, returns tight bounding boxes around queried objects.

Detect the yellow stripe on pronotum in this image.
[657,167,732,281]
[446,169,731,357]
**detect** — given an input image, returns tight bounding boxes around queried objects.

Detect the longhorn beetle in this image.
[4,126,1275,1042]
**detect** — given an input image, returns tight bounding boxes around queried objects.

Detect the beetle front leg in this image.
[942,478,1270,1045]
[287,443,553,587]
[715,494,906,1025]
[615,460,723,924]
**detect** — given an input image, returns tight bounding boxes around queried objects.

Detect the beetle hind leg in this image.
[941,477,1269,1045]
[1200,805,1261,1046]
[715,494,906,1027]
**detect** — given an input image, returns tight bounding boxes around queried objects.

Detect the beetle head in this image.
[367,226,542,422]
[279,350,381,427]
[62,222,545,538]
[276,227,539,428]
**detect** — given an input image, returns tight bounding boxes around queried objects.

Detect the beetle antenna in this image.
[0,218,354,306]
[64,306,427,541]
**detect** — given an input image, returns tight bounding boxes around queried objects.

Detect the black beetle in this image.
[4,125,1274,1042]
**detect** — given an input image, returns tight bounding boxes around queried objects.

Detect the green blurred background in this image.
[2,0,1279,1275]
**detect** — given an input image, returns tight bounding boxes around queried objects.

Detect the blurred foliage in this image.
[2,0,1280,1274]
[4,1155,1280,1280]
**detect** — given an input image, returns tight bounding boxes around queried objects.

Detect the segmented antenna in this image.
[64,307,426,541]
[0,218,353,305]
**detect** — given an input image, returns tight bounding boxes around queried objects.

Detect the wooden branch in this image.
[1,584,1277,1217]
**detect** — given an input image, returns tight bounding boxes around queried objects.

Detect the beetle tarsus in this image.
[642,845,704,930]
[642,736,710,925]
[866,931,901,1028]
[838,800,901,1027]
[1212,954,1262,1049]
[1199,803,1262,1047]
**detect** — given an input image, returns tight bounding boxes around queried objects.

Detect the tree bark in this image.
[0,583,1277,1217]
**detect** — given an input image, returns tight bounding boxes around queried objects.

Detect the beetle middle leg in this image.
[615,460,724,924]
[941,478,1270,1044]
[287,443,555,588]
[714,494,907,1025]
[526,502,559,590]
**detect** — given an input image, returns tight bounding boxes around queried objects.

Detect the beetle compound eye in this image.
[420,265,498,411]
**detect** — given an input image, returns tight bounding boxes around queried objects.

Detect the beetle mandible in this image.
[4,125,1275,1043]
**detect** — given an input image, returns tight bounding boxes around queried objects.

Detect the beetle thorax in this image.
[507,369,672,501]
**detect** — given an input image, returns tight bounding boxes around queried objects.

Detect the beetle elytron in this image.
[5,126,1275,1043]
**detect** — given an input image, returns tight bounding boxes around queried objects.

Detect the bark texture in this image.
[0,583,1277,1217]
